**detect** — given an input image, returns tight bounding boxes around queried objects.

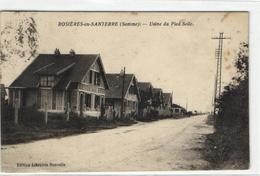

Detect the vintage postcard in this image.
[0,12,249,172]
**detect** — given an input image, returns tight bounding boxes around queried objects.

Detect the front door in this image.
[40,89,52,110]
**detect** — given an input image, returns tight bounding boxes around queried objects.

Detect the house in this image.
[162,92,173,108]
[137,82,153,118]
[8,49,109,118]
[151,88,164,116]
[105,73,140,119]
[162,92,173,116]
[152,88,164,108]
[171,103,186,116]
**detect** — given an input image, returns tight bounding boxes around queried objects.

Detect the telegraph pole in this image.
[212,32,231,116]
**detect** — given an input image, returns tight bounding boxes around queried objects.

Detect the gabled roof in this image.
[137,82,153,103]
[9,54,109,90]
[137,82,153,91]
[106,73,139,100]
[171,103,185,110]
[163,93,172,104]
[152,88,163,94]
[34,62,76,76]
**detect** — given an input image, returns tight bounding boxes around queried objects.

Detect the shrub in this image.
[207,42,249,168]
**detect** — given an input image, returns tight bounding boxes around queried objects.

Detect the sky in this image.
[0,12,248,112]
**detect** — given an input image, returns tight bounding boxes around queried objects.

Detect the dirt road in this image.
[1,115,213,172]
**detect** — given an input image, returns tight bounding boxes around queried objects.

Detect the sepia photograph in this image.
[0,11,249,172]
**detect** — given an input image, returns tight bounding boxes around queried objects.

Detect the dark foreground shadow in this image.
[1,116,137,145]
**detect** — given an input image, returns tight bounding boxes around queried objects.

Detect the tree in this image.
[206,42,250,168]
[216,42,249,129]
[0,13,39,63]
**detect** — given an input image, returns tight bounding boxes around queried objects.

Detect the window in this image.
[40,76,55,87]
[95,95,100,109]
[93,72,101,86]
[129,86,135,94]
[96,72,100,86]
[85,93,91,108]
[100,97,104,105]
[40,76,47,86]
[89,70,93,84]
[48,76,54,87]
[89,70,101,86]
[94,72,97,85]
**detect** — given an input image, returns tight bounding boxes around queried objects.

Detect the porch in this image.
[9,88,105,118]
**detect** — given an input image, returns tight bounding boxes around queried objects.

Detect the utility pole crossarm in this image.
[211,37,231,39]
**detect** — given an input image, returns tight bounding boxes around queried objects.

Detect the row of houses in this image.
[7,49,186,120]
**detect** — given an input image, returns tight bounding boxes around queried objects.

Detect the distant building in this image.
[152,88,164,108]
[8,50,109,118]
[162,92,173,108]
[162,92,173,116]
[137,82,153,119]
[151,88,164,117]
[105,73,140,119]
[171,103,186,116]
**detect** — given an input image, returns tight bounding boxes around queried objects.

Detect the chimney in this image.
[69,49,76,56]
[54,48,60,55]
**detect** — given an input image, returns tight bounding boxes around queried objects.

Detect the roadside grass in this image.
[2,108,198,145]
[202,115,249,170]
[138,113,196,122]
[205,114,215,126]
[1,110,137,145]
